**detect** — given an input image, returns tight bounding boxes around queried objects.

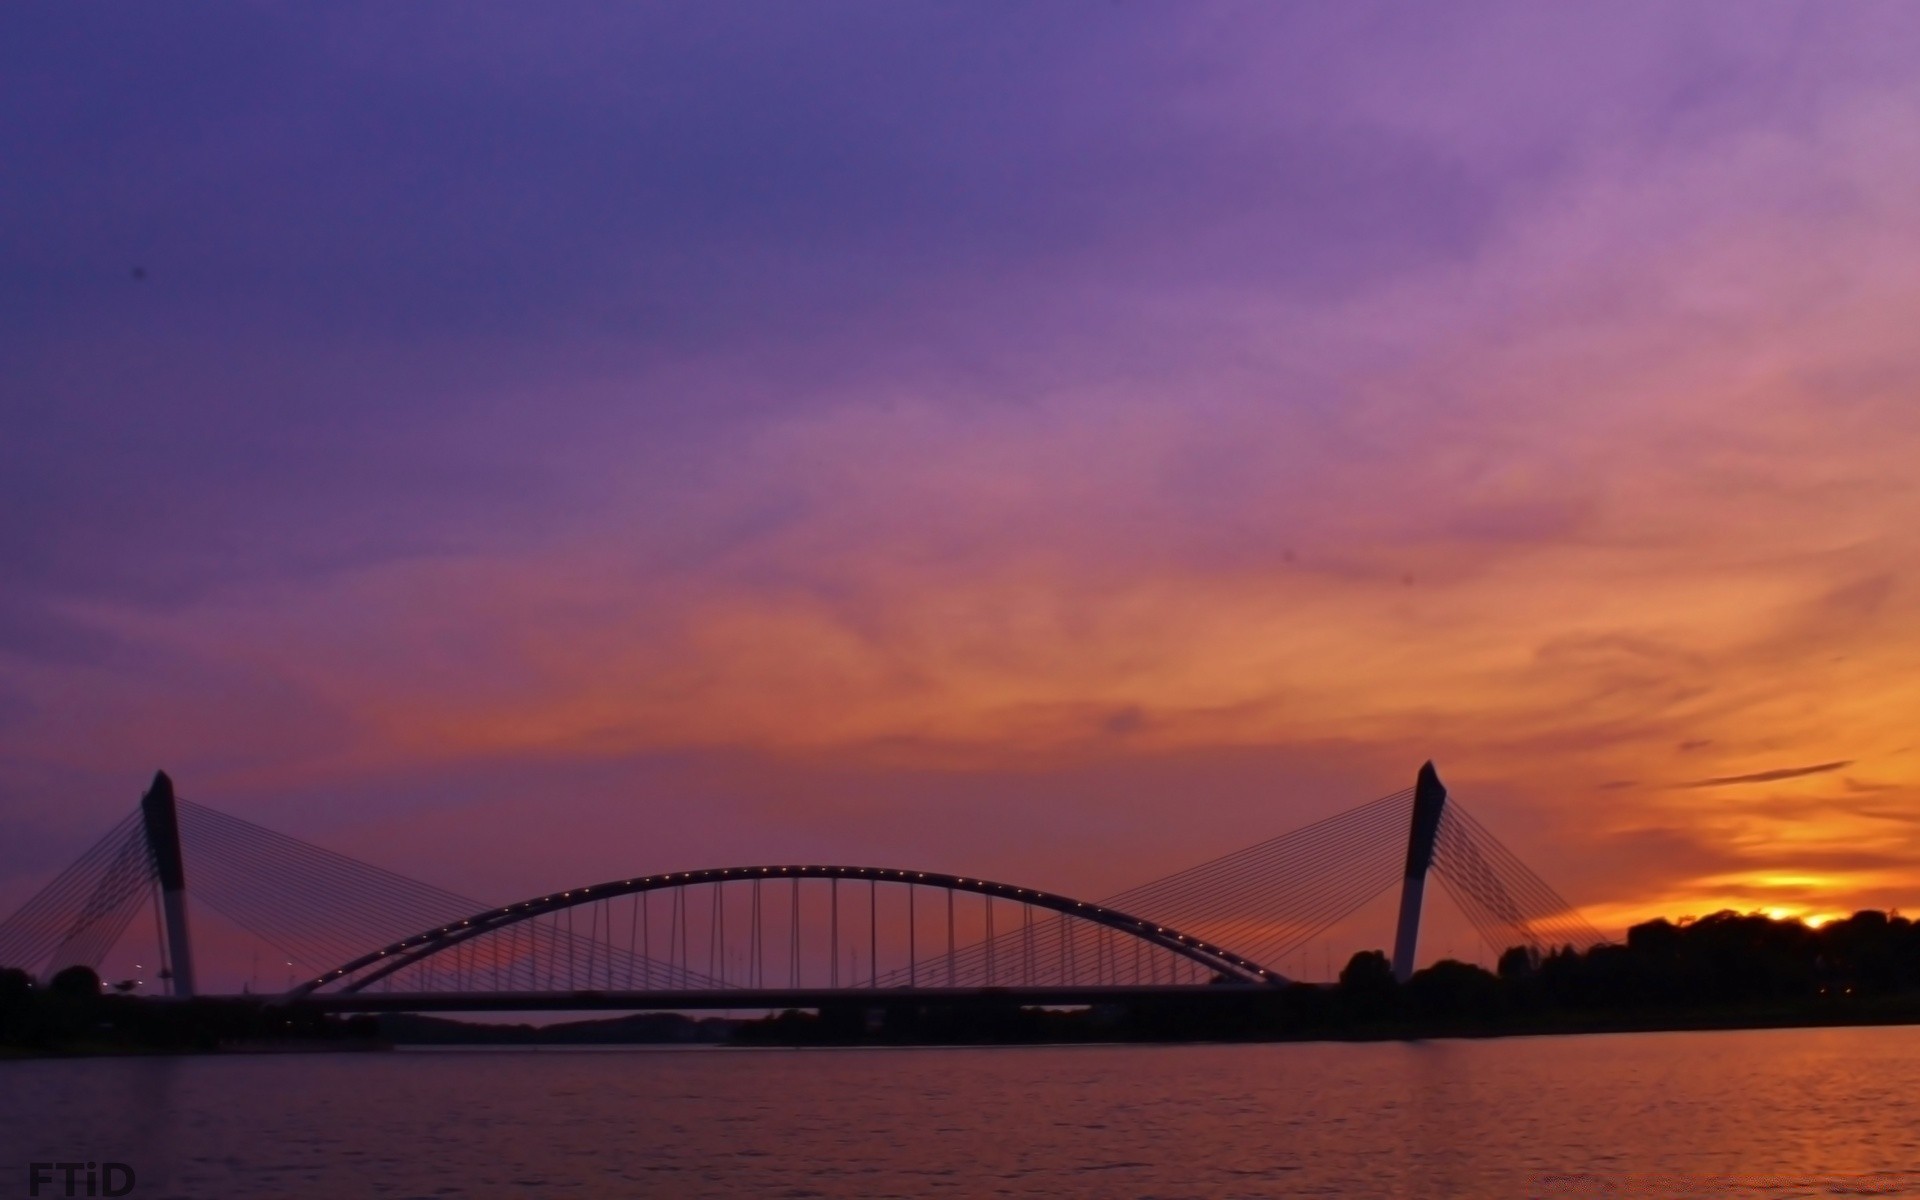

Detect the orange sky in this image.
[7,7,1920,983]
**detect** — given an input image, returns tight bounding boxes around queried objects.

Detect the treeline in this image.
[1481,907,1920,1010]
[1375,907,1920,1021]
[0,966,380,1054]
[1222,907,1920,1039]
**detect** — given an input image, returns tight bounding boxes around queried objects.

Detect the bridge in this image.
[0,764,1604,1013]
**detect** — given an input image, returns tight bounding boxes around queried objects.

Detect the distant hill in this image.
[379,1011,739,1045]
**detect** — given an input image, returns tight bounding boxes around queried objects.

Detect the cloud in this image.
[1678,762,1854,789]
[8,4,1920,943]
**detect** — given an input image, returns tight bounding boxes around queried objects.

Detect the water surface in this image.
[7,1026,1920,1197]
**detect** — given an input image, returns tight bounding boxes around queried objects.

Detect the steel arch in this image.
[287,864,1283,997]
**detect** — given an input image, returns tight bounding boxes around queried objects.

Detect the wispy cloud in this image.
[1678,762,1855,789]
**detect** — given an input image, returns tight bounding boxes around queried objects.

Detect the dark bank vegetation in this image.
[0,965,380,1055]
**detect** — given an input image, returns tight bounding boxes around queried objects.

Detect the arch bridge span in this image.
[289,864,1283,999]
[5,762,1614,1011]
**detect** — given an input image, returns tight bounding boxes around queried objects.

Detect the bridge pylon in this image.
[1390,761,1447,983]
[139,771,196,997]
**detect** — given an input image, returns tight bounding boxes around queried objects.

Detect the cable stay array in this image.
[0,810,152,981]
[1430,802,1605,959]
[873,787,1604,988]
[871,786,1418,988]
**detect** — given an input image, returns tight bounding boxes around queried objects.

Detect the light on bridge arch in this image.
[283,862,1293,998]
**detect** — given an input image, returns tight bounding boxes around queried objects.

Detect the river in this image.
[7,1026,1920,1197]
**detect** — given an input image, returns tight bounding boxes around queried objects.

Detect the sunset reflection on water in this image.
[8,1027,1920,1197]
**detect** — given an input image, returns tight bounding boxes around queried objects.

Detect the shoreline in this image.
[12,1003,1920,1058]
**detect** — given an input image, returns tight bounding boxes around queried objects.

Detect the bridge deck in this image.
[275,984,1290,1013]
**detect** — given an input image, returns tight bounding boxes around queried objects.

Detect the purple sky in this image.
[9,3,1920,984]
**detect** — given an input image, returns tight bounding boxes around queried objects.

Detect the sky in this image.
[7,2,1920,978]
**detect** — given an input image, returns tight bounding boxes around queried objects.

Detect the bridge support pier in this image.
[1390,762,1447,984]
[139,771,196,997]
